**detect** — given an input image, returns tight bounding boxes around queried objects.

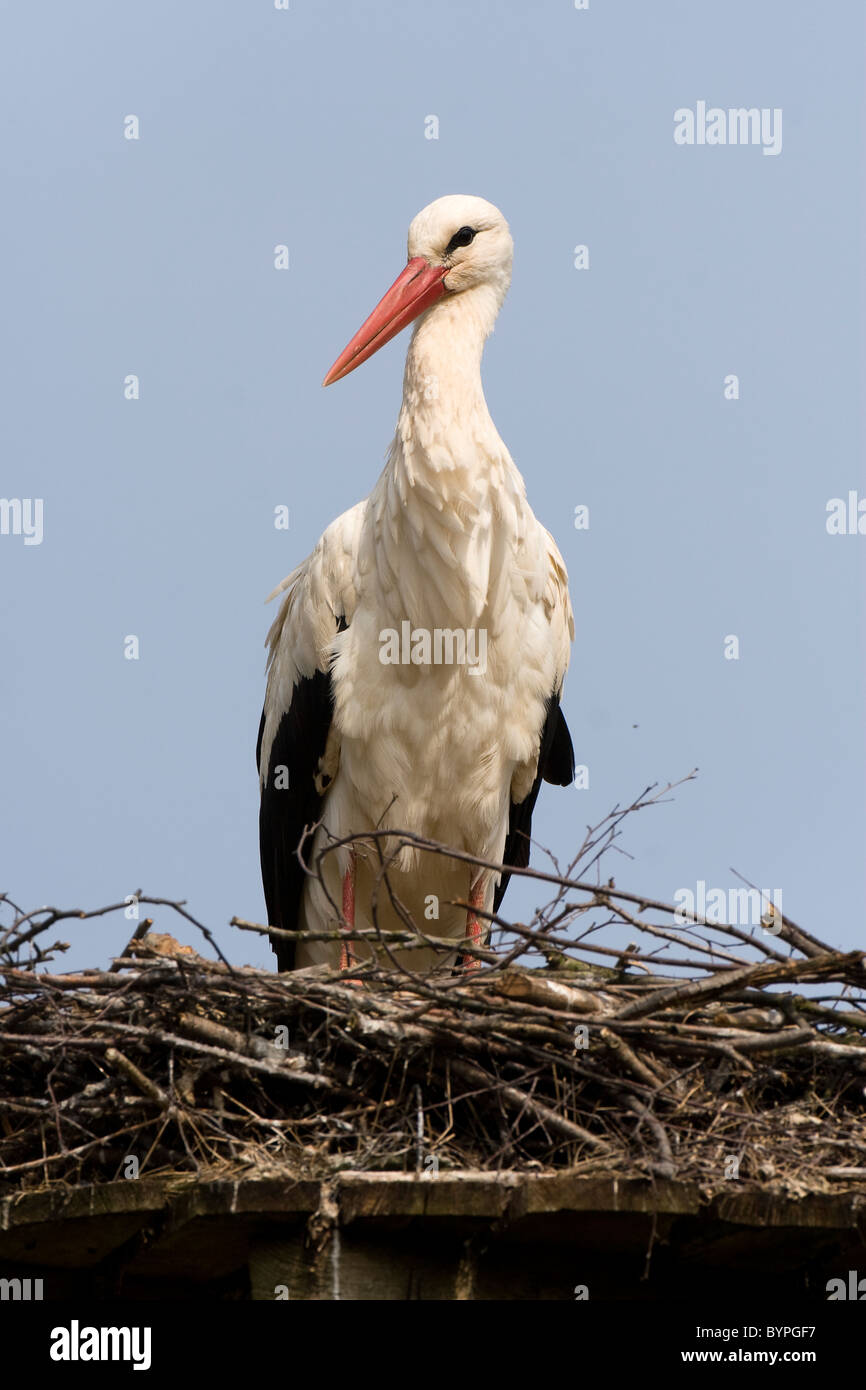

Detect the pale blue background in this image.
[1,0,862,971]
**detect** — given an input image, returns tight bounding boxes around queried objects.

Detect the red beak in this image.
[323,256,448,386]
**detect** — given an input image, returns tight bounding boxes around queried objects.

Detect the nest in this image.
[2,783,866,1198]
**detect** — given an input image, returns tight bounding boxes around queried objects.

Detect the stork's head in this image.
[408,194,513,298]
[323,195,513,386]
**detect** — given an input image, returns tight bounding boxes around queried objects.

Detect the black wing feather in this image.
[258,624,345,970]
[493,696,575,913]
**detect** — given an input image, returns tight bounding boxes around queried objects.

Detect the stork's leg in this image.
[339,849,357,972]
[460,876,485,971]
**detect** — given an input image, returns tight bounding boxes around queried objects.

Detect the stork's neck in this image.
[394,283,505,473]
[372,281,525,628]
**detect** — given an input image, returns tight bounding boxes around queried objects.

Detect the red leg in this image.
[339,849,357,973]
[461,877,485,971]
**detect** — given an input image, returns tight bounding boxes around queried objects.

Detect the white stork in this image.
[257,195,574,973]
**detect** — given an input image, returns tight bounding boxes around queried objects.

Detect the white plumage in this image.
[258,195,574,973]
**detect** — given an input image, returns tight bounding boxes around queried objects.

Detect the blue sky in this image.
[1,0,862,971]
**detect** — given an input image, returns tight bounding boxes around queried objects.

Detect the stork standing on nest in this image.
[257,195,575,974]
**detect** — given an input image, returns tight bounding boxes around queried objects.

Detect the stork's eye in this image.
[444,226,477,255]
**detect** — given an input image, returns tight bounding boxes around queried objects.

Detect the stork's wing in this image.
[257,501,365,969]
[494,695,574,912]
[495,528,575,913]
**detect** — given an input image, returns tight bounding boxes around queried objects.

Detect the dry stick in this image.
[421,890,780,976]
[445,1057,609,1151]
[104,1048,167,1106]
[367,840,445,979]
[177,1012,289,1063]
[3,966,183,993]
[729,868,836,959]
[800,1039,866,1063]
[614,953,865,1021]
[624,1096,676,1177]
[580,895,790,966]
[0,1118,156,1177]
[109,917,153,972]
[0,1032,114,1051]
[605,901,750,968]
[234,918,457,950]
[537,773,699,902]
[0,892,234,979]
[790,997,866,1033]
[84,1020,357,1097]
[480,911,753,975]
[654,1022,815,1049]
[640,1034,756,1070]
[0,899,131,953]
[599,1028,661,1088]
